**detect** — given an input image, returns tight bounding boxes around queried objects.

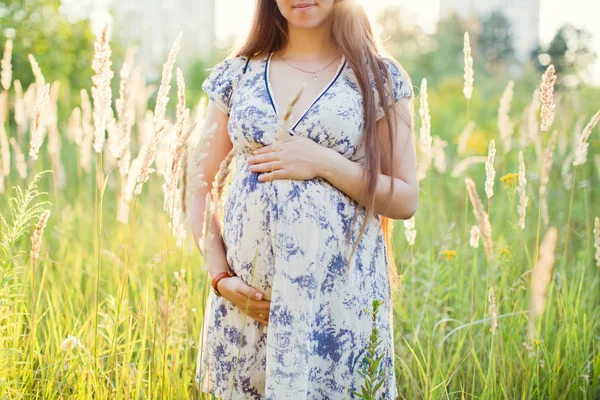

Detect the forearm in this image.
[318,148,418,220]
[190,188,231,279]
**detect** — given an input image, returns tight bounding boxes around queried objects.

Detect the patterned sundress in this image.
[195,50,413,400]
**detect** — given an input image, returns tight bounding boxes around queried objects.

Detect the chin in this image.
[279,1,334,29]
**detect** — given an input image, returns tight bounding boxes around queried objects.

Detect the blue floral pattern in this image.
[196,51,412,400]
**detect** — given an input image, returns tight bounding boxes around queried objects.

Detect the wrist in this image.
[316,147,338,181]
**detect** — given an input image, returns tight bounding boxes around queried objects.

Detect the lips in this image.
[293,2,316,10]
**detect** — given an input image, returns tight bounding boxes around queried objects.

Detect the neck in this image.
[280,23,338,59]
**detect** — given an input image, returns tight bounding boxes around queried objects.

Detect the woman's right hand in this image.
[217,276,270,326]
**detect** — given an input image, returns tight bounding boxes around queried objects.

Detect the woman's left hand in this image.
[247,136,328,182]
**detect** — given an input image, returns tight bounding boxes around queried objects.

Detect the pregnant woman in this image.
[192,0,418,398]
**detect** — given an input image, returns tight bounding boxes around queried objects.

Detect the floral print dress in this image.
[195,51,413,400]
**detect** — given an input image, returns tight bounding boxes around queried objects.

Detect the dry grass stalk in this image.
[79,89,94,172]
[163,68,192,214]
[29,83,50,160]
[1,39,12,91]
[463,32,474,100]
[0,91,6,125]
[13,80,27,134]
[417,78,432,181]
[469,225,480,248]
[525,88,542,160]
[457,120,475,155]
[30,210,51,265]
[135,32,182,195]
[0,123,9,177]
[451,155,486,177]
[594,216,599,267]
[199,192,215,269]
[573,109,600,166]
[67,107,83,145]
[498,80,514,154]
[403,216,416,246]
[9,137,26,179]
[488,286,497,334]
[540,130,558,226]
[539,65,556,132]
[518,151,528,230]
[465,177,493,260]
[528,226,558,340]
[91,24,114,153]
[28,54,45,101]
[117,174,129,224]
[115,62,133,176]
[432,136,448,173]
[276,85,304,142]
[485,139,496,198]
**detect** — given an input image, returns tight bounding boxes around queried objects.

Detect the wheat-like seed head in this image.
[488,286,497,334]
[451,155,486,177]
[28,54,46,102]
[276,84,304,142]
[528,226,558,340]
[418,78,432,181]
[9,137,26,179]
[465,177,493,261]
[470,225,480,248]
[115,62,133,177]
[463,32,474,100]
[485,139,496,199]
[0,123,10,177]
[29,83,50,160]
[539,64,556,132]
[403,215,416,246]
[30,210,51,265]
[573,109,600,167]
[518,151,528,230]
[91,23,114,154]
[498,80,514,154]
[432,136,448,173]
[593,216,600,267]
[1,39,12,91]
[457,120,475,156]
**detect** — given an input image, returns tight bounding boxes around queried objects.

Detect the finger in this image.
[248,152,280,165]
[253,145,272,155]
[250,161,282,173]
[235,283,266,301]
[258,169,287,182]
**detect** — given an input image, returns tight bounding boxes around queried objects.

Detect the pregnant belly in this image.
[221,168,375,300]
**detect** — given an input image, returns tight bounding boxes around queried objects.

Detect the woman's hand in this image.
[247,136,330,182]
[217,276,270,326]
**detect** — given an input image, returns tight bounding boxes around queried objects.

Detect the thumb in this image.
[237,281,264,300]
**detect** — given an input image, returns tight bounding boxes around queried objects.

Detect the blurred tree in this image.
[0,0,118,97]
[531,23,597,87]
[478,10,515,74]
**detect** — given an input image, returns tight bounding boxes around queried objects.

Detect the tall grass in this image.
[0,23,598,400]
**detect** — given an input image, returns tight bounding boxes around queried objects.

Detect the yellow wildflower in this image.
[442,249,457,260]
[500,172,519,187]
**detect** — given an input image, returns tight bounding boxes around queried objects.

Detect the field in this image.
[0,27,599,399]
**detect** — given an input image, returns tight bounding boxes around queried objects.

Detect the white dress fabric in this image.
[195,51,413,400]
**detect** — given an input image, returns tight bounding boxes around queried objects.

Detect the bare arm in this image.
[189,101,233,280]
[318,98,419,220]
[189,99,270,325]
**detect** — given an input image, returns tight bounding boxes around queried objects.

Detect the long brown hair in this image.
[234,0,414,291]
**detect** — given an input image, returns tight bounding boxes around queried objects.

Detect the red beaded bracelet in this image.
[211,270,236,297]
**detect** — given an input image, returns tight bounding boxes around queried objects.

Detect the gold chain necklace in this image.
[278,55,340,80]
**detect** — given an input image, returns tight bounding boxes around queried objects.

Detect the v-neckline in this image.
[264,51,347,135]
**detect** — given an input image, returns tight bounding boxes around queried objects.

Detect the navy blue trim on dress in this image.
[243,56,251,74]
[290,58,346,131]
[264,51,347,134]
[264,52,278,119]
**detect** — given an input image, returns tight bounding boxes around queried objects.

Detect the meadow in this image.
[0,26,599,399]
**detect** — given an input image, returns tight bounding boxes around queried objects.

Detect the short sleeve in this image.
[375,57,413,121]
[202,56,248,115]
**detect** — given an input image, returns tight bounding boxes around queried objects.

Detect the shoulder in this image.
[376,56,413,101]
[202,55,250,114]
